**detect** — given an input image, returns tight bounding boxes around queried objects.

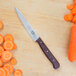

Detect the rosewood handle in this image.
[36,38,60,69]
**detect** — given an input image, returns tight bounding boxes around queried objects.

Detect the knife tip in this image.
[14,6,18,11]
[14,7,19,12]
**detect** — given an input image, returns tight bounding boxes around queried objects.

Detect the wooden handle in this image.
[36,38,60,69]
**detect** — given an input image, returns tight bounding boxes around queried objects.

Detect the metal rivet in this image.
[47,50,48,52]
[52,59,55,62]
[40,42,42,44]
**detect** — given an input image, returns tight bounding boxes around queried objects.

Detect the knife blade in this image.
[15,7,60,69]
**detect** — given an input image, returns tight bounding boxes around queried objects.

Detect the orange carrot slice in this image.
[10,58,17,65]
[4,63,14,74]
[3,67,10,76]
[0,59,3,67]
[12,43,17,50]
[4,34,14,41]
[0,46,4,56]
[2,51,13,62]
[67,4,74,10]
[72,15,76,23]
[64,15,69,21]
[72,7,76,15]
[3,41,14,51]
[0,21,3,30]
[0,68,7,76]
[64,14,73,21]
[74,0,76,5]
[75,21,76,24]
[13,69,22,76]
[0,34,4,44]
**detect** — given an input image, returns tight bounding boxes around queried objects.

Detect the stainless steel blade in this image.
[15,7,39,41]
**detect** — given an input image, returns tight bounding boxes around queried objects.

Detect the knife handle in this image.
[36,38,60,69]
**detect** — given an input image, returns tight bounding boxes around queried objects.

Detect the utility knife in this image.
[15,7,60,69]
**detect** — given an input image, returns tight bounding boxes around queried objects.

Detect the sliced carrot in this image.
[68,14,73,21]
[67,4,74,10]
[72,15,76,23]
[75,21,76,24]
[1,51,13,62]
[64,14,73,21]
[0,34,4,44]
[74,0,76,5]
[4,63,14,74]
[10,58,17,65]
[0,46,4,56]
[64,15,69,21]
[14,69,22,76]
[72,7,76,15]
[0,68,7,76]
[74,5,76,8]
[3,67,10,76]
[12,43,17,50]
[0,59,3,67]
[0,21,3,30]
[4,34,14,41]
[3,41,14,51]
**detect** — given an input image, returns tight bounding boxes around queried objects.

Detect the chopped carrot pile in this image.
[64,0,76,24]
[0,21,23,76]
